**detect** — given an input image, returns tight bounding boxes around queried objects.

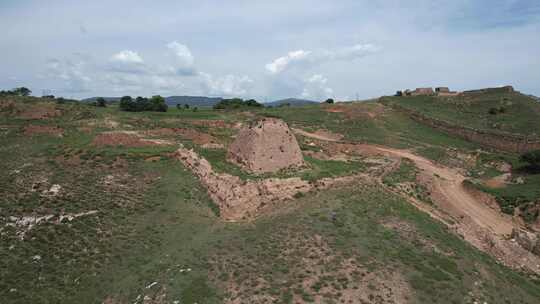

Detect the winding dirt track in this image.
[374,147,514,236]
[294,129,514,236]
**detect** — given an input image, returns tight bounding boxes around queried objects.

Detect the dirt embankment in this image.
[294,128,540,274]
[174,147,357,221]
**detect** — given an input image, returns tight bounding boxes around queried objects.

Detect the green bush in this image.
[213,98,262,110]
[119,95,168,112]
[521,150,540,171]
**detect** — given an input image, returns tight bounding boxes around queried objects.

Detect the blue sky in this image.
[1,0,539,100]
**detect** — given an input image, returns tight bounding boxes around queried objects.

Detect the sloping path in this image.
[294,129,514,236]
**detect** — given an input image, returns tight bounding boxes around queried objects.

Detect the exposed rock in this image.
[227,118,304,173]
[512,228,540,255]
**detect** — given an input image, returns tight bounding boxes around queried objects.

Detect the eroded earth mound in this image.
[227,118,304,173]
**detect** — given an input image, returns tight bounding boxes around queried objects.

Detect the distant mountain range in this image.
[265,98,319,107]
[82,96,320,107]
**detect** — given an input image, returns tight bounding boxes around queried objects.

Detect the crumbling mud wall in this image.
[174,147,357,221]
[174,147,311,220]
[227,118,304,173]
[387,103,540,153]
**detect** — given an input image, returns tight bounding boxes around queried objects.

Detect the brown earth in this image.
[18,103,62,120]
[187,119,234,128]
[174,147,358,221]
[23,125,64,137]
[210,233,411,304]
[324,102,387,120]
[227,118,304,173]
[294,128,540,274]
[145,128,218,145]
[93,131,173,147]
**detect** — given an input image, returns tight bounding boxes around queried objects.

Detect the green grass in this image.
[383,158,418,185]
[2,96,540,303]
[381,92,540,135]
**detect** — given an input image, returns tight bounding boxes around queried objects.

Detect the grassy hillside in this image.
[381,91,540,136]
[2,96,540,303]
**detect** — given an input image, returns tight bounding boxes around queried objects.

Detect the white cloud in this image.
[44,57,92,93]
[200,73,254,96]
[265,44,379,74]
[111,50,144,64]
[265,50,311,74]
[301,74,333,100]
[330,43,379,61]
[167,41,196,76]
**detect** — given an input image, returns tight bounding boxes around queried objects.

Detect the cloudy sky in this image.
[1,0,539,101]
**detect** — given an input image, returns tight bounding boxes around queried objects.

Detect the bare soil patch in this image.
[93,131,173,147]
[484,173,511,189]
[146,128,218,145]
[23,125,64,137]
[187,119,233,128]
[18,103,61,120]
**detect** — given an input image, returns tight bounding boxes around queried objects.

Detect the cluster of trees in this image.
[95,97,107,107]
[213,98,262,110]
[176,104,198,112]
[521,150,540,172]
[325,98,334,104]
[0,87,32,97]
[119,95,168,112]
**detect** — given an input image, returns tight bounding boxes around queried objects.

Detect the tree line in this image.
[119,95,168,112]
[0,87,32,97]
[213,98,262,110]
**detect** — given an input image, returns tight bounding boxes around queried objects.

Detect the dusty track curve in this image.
[374,147,514,236]
[293,128,514,236]
[293,128,540,274]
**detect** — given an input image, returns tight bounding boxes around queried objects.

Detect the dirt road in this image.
[374,147,514,236]
[293,128,540,273]
[293,129,514,236]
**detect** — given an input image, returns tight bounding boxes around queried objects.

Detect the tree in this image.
[184,104,190,109]
[521,150,540,171]
[325,98,334,104]
[13,87,31,96]
[96,97,107,107]
[118,95,167,112]
[176,104,182,110]
[149,95,168,112]
[119,96,134,111]
[193,106,198,112]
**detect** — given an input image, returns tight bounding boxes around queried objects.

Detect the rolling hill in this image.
[265,98,319,107]
[2,92,540,303]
